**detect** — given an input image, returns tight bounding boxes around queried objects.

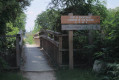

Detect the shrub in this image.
[0,57,8,71]
[102,63,119,80]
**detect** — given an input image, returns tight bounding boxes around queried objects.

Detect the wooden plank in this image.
[62,24,100,30]
[59,34,87,37]
[59,36,62,65]
[16,34,20,67]
[58,34,68,37]
[69,31,73,69]
[61,16,100,24]
[40,35,59,47]
[60,49,80,52]
[88,30,93,44]
[46,30,61,36]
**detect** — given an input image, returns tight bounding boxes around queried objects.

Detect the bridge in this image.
[0,28,93,71]
[0,26,97,80]
[33,29,81,69]
[0,14,100,72]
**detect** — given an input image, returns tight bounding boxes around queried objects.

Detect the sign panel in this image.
[61,16,100,24]
[62,24,100,30]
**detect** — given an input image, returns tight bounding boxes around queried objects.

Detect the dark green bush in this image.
[102,63,119,80]
[0,57,8,71]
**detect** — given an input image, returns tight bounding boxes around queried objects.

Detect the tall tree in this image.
[0,0,32,35]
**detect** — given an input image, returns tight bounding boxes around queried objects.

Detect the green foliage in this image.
[0,72,26,80]
[5,12,27,35]
[0,0,31,72]
[33,24,42,33]
[101,63,119,80]
[13,13,27,32]
[6,22,19,35]
[49,0,103,9]
[0,12,27,70]
[35,0,108,32]
[99,7,119,62]
[56,69,103,80]
[0,36,17,69]
[91,7,119,79]
[34,0,108,36]
[94,52,105,60]
[0,0,31,35]
[0,57,8,71]
[34,9,61,32]
[25,32,34,44]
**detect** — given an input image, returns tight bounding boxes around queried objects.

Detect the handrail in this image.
[18,30,23,47]
[39,30,62,67]
[40,29,61,36]
[40,35,59,47]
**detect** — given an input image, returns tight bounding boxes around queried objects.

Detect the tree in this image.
[0,0,32,35]
[34,9,61,32]
[6,13,26,35]
[0,0,32,71]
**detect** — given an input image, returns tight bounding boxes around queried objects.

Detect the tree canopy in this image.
[0,0,32,35]
[34,0,107,32]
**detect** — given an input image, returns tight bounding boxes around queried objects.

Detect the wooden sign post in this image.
[61,13,100,69]
[69,30,73,69]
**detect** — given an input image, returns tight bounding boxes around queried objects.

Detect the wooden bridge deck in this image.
[21,44,54,72]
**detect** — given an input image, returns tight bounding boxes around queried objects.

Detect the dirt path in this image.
[21,44,56,80]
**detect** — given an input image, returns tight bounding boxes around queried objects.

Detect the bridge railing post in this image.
[16,30,23,67]
[58,35,62,66]
[16,34,20,67]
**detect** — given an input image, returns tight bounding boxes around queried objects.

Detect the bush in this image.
[0,72,27,80]
[0,57,8,71]
[102,63,119,80]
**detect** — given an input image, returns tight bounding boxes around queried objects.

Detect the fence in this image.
[0,30,23,69]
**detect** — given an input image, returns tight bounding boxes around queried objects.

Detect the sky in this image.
[24,0,119,32]
[24,0,51,32]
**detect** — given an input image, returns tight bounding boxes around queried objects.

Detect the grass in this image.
[0,72,26,80]
[56,69,103,80]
